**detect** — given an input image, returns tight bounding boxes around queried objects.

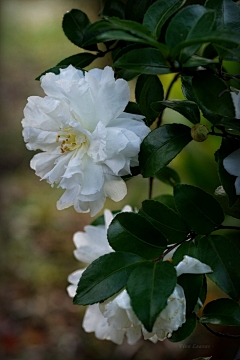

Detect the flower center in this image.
[56,127,88,153]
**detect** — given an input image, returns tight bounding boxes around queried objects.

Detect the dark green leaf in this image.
[200,298,240,326]
[174,184,225,235]
[199,275,207,306]
[107,212,167,260]
[143,0,186,39]
[172,241,199,266]
[127,261,177,331]
[100,0,125,19]
[192,72,235,118]
[139,124,192,177]
[155,166,181,186]
[198,235,240,301]
[183,55,218,68]
[214,187,240,219]
[74,252,145,305]
[166,5,215,62]
[153,194,177,212]
[135,75,164,126]
[124,101,142,116]
[152,100,200,124]
[215,138,240,206]
[178,274,203,315]
[125,0,153,23]
[62,9,97,51]
[141,200,190,244]
[91,211,119,226]
[117,69,140,81]
[113,48,170,75]
[181,75,221,124]
[35,65,85,81]
[82,20,113,47]
[112,43,150,62]
[205,0,240,33]
[121,166,141,181]
[57,53,97,68]
[215,119,240,133]
[169,313,197,342]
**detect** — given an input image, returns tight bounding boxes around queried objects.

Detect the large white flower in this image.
[22,66,150,216]
[223,148,240,195]
[231,91,240,119]
[67,208,212,345]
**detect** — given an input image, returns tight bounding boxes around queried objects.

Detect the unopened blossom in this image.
[67,208,212,345]
[22,66,150,216]
[223,148,240,195]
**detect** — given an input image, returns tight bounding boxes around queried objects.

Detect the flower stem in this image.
[148,176,154,199]
[156,73,180,128]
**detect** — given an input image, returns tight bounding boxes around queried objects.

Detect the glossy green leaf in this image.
[153,195,177,212]
[155,166,181,186]
[192,72,235,118]
[172,241,198,266]
[215,138,240,207]
[181,76,221,124]
[178,274,203,315]
[100,0,125,19]
[125,0,153,22]
[107,212,167,260]
[57,53,97,68]
[62,9,97,51]
[117,69,140,81]
[199,275,207,305]
[215,119,240,133]
[174,184,224,235]
[74,252,145,305]
[124,101,142,116]
[152,100,200,124]
[200,298,240,326]
[135,75,164,126]
[182,55,218,68]
[169,313,197,342]
[82,20,113,47]
[113,48,170,75]
[35,65,85,81]
[139,124,192,177]
[121,166,141,182]
[205,0,240,33]
[127,261,177,332]
[112,43,150,62]
[198,235,240,301]
[143,0,186,39]
[166,5,216,62]
[141,200,190,244]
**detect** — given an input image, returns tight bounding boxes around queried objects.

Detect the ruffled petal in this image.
[175,255,212,277]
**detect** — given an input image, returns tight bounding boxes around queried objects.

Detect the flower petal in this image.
[175,255,212,277]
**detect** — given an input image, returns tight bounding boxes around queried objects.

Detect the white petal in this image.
[223,148,240,177]
[231,92,240,119]
[175,255,212,277]
[235,176,240,195]
[68,269,86,285]
[103,176,127,202]
[104,209,114,229]
[126,326,142,345]
[67,285,77,298]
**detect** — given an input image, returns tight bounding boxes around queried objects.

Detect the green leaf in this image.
[57,53,97,68]
[181,76,221,124]
[169,313,197,342]
[135,75,164,126]
[152,100,200,124]
[198,235,240,301]
[192,72,235,118]
[174,184,225,235]
[178,274,203,315]
[153,194,177,212]
[215,119,240,133]
[182,55,218,68]
[205,0,240,33]
[91,211,119,226]
[74,252,145,305]
[125,0,153,23]
[200,298,240,326]
[214,187,240,220]
[199,275,207,306]
[82,20,113,47]
[166,5,216,63]
[124,101,142,116]
[155,166,181,186]
[141,200,190,244]
[117,69,140,81]
[107,212,167,260]
[143,0,186,39]
[170,30,240,60]
[139,124,192,177]
[112,43,150,62]
[127,261,177,332]
[35,65,85,81]
[100,0,125,19]
[172,241,199,266]
[62,9,97,51]
[215,138,240,206]
[113,48,170,75]
[121,166,141,182]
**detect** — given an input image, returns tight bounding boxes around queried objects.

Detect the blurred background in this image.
[0,1,240,359]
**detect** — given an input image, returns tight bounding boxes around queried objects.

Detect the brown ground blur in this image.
[0,1,240,359]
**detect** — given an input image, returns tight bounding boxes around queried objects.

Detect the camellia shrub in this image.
[22,0,240,358]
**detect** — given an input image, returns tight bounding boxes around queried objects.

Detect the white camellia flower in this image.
[231,91,240,119]
[67,208,212,345]
[223,148,240,195]
[22,66,150,216]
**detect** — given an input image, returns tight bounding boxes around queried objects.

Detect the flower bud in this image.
[191,123,209,142]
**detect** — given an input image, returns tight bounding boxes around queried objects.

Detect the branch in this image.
[156,73,180,127]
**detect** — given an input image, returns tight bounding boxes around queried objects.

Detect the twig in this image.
[156,73,180,127]
[149,176,154,200]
